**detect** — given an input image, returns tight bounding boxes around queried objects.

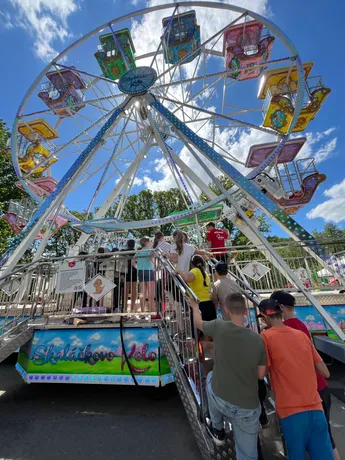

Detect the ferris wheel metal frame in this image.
[4,2,344,339]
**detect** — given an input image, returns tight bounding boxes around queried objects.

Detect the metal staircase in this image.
[0,319,33,363]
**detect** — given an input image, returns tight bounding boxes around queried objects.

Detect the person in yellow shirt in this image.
[176,255,216,322]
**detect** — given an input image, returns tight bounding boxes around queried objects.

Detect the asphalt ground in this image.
[0,356,344,460]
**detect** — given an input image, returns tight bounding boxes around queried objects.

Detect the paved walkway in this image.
[0,357,344,460]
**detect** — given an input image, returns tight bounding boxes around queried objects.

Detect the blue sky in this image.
[0,0,344,238]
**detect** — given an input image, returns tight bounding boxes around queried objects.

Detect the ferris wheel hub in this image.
[118,66,157,95]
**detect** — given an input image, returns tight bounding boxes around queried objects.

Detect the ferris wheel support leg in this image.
[1,100,130,276]
[151,99,345,340]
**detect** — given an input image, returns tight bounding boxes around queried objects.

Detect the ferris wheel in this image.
[3,1,332,276]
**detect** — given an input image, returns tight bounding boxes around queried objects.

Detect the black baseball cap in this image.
[215,261,228,275]
[270,290,295,307]
[257,298,282,318]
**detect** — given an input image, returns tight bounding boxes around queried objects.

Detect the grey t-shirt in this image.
[211,277,242,320]
[203,319,266,409]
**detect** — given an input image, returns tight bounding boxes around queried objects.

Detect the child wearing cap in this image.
[258,298,333,460]
[270,290,340,460]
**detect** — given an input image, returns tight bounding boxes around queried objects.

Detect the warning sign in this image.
[242,261,270,281]
[1,278,21,296]
[83,274,116,302]
[56,261,86,294]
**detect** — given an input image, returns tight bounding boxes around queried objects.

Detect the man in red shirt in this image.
[270,290,339,460]
[206,222,229,263]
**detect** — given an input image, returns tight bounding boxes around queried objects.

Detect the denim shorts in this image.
[138,270,155,282]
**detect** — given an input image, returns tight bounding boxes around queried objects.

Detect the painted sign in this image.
[17,327,171,382]
[1,278,20,295]
[242,261,270,281]
[56,261,86,294]
[83,274,115,301]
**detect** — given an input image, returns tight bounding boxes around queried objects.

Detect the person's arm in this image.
[207,241,212,248]
[176,269,195,283]
[195,248,212,259]
[229,248,238,261]
[188,298,203,332]
[309,339,330,377]
[210,285,218,309]
[167,252,178,264]
[257,365,267,380]
[315,361,330,378]
[257,336,267,378]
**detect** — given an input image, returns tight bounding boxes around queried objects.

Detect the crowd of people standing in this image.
[75,224,338,460]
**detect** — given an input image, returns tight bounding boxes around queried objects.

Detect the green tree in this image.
[44,211,87,257]
[313,223,345,254]
[153,189,190,234]
[0,120,26,255]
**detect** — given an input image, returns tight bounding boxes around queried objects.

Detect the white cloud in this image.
[133,177,143,187]
[337,308,345,315]
[307,178,345,224]
[306,315,315,321]
[8,0,78,61]
[48,336,64,347]
[70,334,83,348]
[296,128,337,164]
[89,332,101,341]
[94,345,112,353]
[123,332,134,340]
[0,11,14,29]
[147,333,158,342]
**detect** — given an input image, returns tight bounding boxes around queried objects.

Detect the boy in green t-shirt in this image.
[189,293,266,458]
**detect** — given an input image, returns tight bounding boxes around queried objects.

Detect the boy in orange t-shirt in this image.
[258,299,333,460]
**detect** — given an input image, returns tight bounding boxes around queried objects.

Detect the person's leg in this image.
[139,277,146,311]
[125,282,130,312]
[319,387,339,460]
[306,410,333,460]
[229,405,260,460]
[131,282,137,312]
[148,279,155,313]
[280,412,309,460]
[206,372,225,431]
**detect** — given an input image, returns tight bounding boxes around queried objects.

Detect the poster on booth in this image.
[242,261,270,281]
[17,327,171,377]
[83,274,116,302]
[56,261,86,294]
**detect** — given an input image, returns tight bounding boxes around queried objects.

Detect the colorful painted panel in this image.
[162,11,200,65]
[16,177,58,197]
[17,119,59,141]
[18,143,57,174]
[257,62,314,100]
[224,20,274,81]
[95,29,136,80]
[245,137,306,168]
[46,68,86,90]
[17,327,171,386]
[168,204,223,227]
[267,173,326,213]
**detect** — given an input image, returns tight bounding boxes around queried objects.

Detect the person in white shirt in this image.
[167,229,211,271]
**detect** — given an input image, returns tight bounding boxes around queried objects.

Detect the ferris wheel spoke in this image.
[53,62,119,87]
[158,94,278,136]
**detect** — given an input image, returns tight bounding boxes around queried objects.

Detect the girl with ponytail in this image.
[167,229,212,273]
[176,254,216,322]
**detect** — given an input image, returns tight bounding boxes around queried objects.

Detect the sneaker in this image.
[206,418,225,446]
